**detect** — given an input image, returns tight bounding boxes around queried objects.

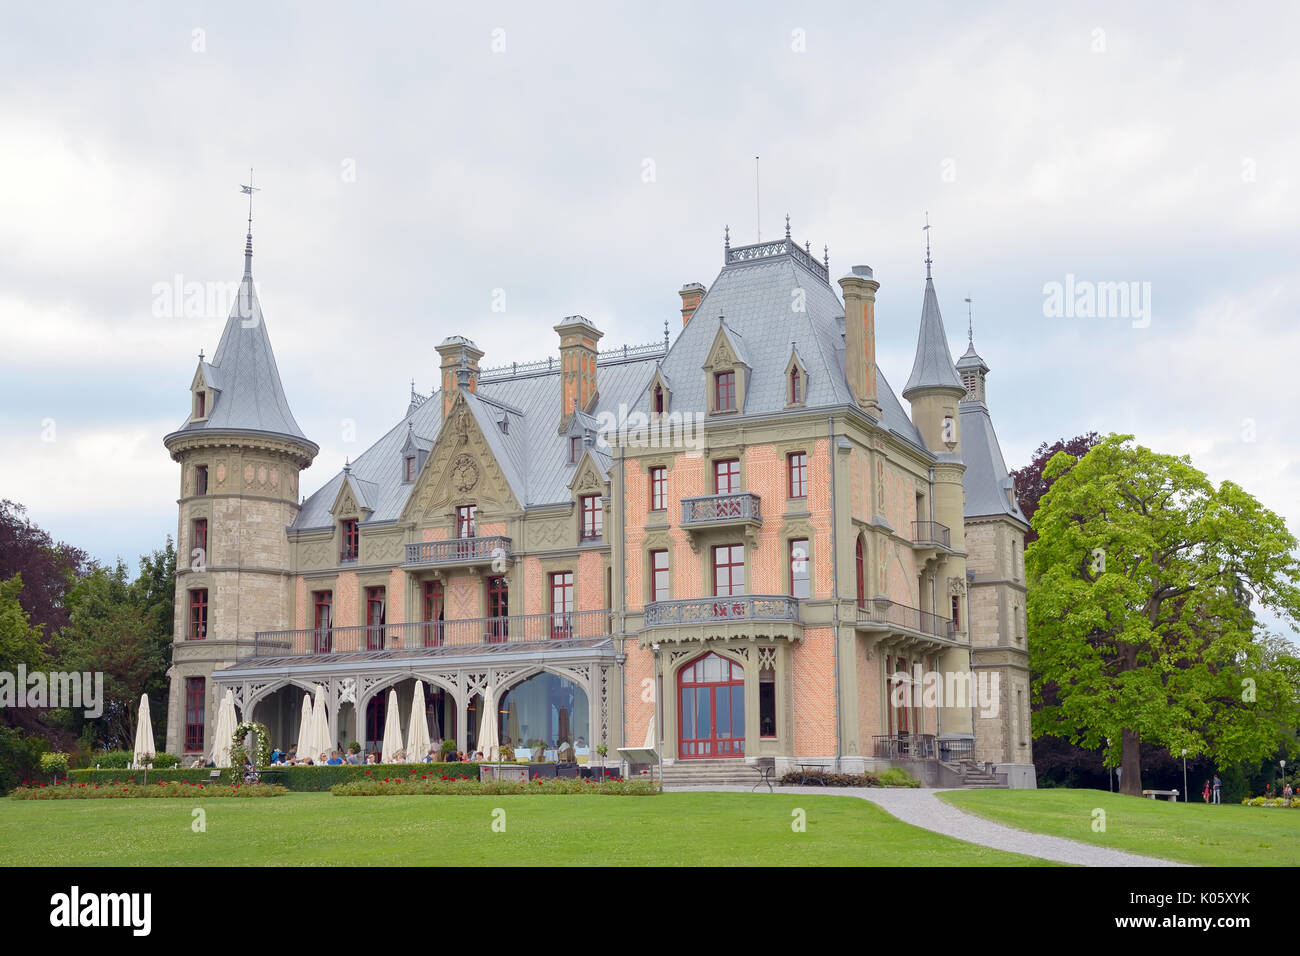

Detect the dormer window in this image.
[714,371,736,412]
[194,390,206,419]
[789,367,801,404]
[340,519,359,562]
[653,385,664,414]
[404,456,417,482]
[570,436,583,464]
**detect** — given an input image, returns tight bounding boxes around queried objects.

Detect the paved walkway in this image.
[669,785,1189,866]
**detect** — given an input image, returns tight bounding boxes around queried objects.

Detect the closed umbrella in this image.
[406,681,431,763]
[294,692,314,762]
[643,713,656,750]
[310,684,332,763]
[381,688,403,762]
[477,686,499,762]
[209,689,237,768]
[133,693,156,768]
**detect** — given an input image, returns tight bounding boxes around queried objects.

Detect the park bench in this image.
[1141,789,1179,801]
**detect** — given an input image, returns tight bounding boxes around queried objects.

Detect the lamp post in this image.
[1181,748,1188,803]
[1107,737,1112,792]
[1281,759,1287,794]
[652,642,663,788]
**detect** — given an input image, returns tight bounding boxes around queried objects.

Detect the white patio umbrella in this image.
[406,681,431,763]
[294,692,314,762]
[643,713,656,750]
[132,693,156,768]
[209,689,237,768]
[310,684,332,763]
[476,686,499,762]
[380,688,404,762]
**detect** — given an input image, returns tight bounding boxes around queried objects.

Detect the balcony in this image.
[641,594,801,644]
[404,535,512,570]
[252,609,613,657]
[680,492,762,550]
[856,599,958,646]
[911,520,950,549]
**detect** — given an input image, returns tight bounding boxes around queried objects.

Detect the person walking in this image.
[1212,774,1222,804]
[1202,779,1210,803]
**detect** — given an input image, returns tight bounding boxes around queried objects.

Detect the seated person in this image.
[345,747,362,765]
[327,750,344,766]
[424,747,438,763]
[365,753,378,764]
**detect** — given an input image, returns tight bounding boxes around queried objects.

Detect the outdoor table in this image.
[795,763,824,785]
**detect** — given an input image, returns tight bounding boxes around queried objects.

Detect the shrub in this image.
[777,767,921,788]
[877,767,922,788]
[10,780,287,799]
[330,775,659,797]
[0,726,48,795]
[39,752,70,781]
[66,762,484,792]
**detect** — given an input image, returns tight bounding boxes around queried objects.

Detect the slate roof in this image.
[166,248,316,453]
[960,397,1026,524]
[903,277,966,398]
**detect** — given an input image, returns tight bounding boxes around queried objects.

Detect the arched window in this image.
[855,537,866,608]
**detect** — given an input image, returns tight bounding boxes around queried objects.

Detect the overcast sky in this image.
[0,1,1295,637]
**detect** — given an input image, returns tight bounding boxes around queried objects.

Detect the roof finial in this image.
[198,348,204,362]
[240,168,260,277]
[964,296,973,344]
[343,456,351,473]
[923,210,932,280]
[823,244,829,272]
[785,213,791,240]
[724,224,730,253]
[663,317,669,349]
[804,240,810,254]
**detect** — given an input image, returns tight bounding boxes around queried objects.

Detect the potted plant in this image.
[440,739,457,760]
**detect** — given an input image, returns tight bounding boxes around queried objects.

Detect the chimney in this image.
[553,315,603,430]
[679,282,705,326]
[434,336,484,418]
[838,266,881,417]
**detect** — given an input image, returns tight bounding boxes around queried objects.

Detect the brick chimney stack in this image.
[838,266,881,418]
[679,283,705,326]
[554,315,603,431]
[434,336,484,418]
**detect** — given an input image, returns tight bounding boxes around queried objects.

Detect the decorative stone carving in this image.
[337,677,356,705]
[450,454,479,493]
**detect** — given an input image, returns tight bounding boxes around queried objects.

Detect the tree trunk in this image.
[1120,728,1142,796]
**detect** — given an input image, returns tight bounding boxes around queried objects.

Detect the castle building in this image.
[163,218,1034,787]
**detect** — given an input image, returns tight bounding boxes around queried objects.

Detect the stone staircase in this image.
[958,760,1005,788]
[660,758,762,789]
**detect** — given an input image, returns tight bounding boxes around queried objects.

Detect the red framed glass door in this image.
[678,653,745,758]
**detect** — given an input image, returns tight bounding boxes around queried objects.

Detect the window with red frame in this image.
[790,539,810,599]
[550,571,574,637]
[404,456,417,482]
[789,367,801,404]
[196,390,206,418]
[712,544,745,597]
[184,677,205,751]
[714,370,736,411]
[650,549,669,603]
[487,576,508,641]
[456,505,476,538]
[580,494,602,540]
[788,452,807,499]
[714,459,740,495]
[366,586,386,650]
[653,385,664,413]
[192,518,208,564]
[189,588,207,640]
[313,590,332,653]
[340,519,359,561]
[195,465,208,496]
[649,466,666,511]
[422,580,444,646]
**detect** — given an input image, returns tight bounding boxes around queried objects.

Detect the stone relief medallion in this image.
[244,464,255,486]
[450,454,479,493]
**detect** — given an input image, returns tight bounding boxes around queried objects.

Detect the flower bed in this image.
[66,762,482,792]
[778,768,921,788]
[331,774,659,797]
[9,780,288,799]
[1240,797,1300,808]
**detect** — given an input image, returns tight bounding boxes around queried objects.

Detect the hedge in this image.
[67,762,482,791]
[81,750,180,770]
[332,776,659,797]
[778,767,921,788]
[10,781,288,799]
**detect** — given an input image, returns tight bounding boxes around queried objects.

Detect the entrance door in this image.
[678,653,745,758]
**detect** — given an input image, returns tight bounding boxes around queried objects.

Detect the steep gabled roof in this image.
[960,400,1027,524]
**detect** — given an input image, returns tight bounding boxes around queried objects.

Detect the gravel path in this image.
[669,785,1190,866]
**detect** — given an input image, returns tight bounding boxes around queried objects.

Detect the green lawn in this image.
[0,792,1051,866]
[939,788,1300,867]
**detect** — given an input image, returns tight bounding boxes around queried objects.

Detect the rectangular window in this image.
[759,669,776,738]
[456,505,476,539]
[570,436,583,463]
[340,519,359,561]
[649,466,666,511]
[192,518,208,563]
[951,594,961,631]
[195,465,208,496]
[714,459,740,495]
[714,371,735,411]
[790,539,810,599]
[487,576,509,641]
[184,677,205,751]
[422,580,444,647]
[313,590,332,653]
[550,571,574,638]
[788,452,807,499]
[404,456,416,482]
[789,367,801,405]
[189,588,207,640]
[712,544,745,597]
[366,586,386,650]
[580,494,603,540]
[650,549,669,603]
[196,391,206,418]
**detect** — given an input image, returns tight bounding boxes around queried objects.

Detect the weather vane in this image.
[240,168,260,233]
[964,296,973,343]
[923,211,932,279]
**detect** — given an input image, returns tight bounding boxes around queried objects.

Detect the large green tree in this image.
[1026,434,1300,795]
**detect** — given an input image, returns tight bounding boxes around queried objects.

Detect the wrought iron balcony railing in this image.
[872,734,938,759]
[856,599,957,641]
[643,594,799,628]
[252,609,612,657]
[680,492,762,527]
[911,520,951,549]
[404,535,512,568]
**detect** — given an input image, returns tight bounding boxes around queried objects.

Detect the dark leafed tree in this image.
[0,500,90,639]
[1026,434,1300,795]
[1010,432,1101,543]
